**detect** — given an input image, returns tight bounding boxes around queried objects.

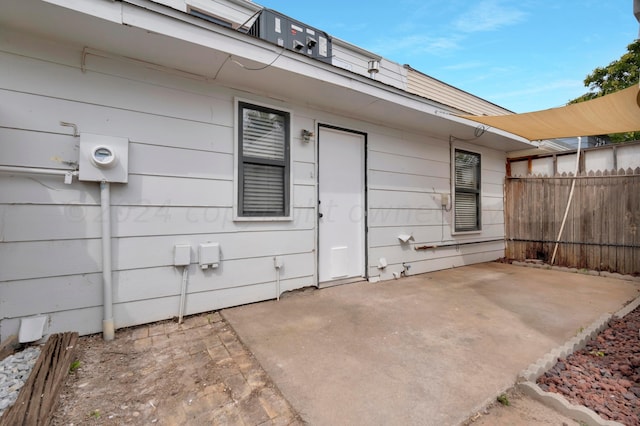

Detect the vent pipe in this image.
[368,60,380,79]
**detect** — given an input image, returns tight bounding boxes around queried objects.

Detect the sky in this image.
[254,0,638,113]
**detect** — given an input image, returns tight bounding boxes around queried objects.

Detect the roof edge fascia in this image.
[120,0,476,120]
[41,0,536,149]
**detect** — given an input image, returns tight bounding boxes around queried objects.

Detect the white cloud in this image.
[485,79,585,111]
[441,61,486,71]
[366,34,461,58]
[364,1,528,60]
[453,0,526,33]
[492,79,581,99]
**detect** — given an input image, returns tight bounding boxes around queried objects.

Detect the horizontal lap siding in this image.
[0,38,315,339]
[0,205,314,241]
[0,91,234,155]
[367,133,506,279]
[0,229,314,281]
[1,253,313,318]
[1,29,511,340]
[371,241,506,280]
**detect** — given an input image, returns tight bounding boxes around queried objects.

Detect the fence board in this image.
[505,169,640,275]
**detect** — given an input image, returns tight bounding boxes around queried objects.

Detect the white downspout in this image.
[100,181,115,341]
[550,136,581,265]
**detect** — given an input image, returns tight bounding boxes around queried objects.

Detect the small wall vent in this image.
[248,9,332,64]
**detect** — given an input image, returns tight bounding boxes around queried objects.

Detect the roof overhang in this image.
[2,0,536,152]
[461,85,640,141]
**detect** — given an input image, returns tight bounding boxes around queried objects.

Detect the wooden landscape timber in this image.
[0,332,79,426]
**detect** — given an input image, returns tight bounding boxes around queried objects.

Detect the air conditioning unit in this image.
[248,9,332,64]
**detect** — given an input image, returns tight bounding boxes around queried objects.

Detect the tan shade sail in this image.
[461,85,640,141]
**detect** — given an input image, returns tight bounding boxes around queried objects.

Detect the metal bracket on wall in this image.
[60,121,79,137]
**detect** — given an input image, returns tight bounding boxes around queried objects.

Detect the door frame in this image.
[316,123,368,286]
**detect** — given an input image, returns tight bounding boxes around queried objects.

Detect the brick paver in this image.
[51,312,303,425]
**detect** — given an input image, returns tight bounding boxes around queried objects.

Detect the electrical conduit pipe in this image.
[101,181,115,341]
[0,166,115,339]
[178,266,189,324]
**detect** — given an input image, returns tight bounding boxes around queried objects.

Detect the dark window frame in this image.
[237,102,291,218]
[454,148,482,232]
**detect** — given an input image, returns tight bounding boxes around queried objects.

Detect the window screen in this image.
[238,103,290,217]
[454,149,481,232]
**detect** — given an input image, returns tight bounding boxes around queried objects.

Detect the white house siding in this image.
[366,130,506,280]
[406,67,512,116]
[0,28,510,340]
[0,31,316,340]
[328,38,407,91]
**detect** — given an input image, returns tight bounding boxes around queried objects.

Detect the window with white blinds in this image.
[238,103,290,217]
[454,149,481,232]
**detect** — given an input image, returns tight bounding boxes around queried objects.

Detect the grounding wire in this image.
[231,45,287,71]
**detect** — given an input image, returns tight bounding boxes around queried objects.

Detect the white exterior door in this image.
[318,126,366,284]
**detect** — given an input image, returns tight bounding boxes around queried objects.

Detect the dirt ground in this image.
[51,332,183,424]
[48,313,301,425]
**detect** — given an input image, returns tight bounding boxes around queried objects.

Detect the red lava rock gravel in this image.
[537,305,640,425]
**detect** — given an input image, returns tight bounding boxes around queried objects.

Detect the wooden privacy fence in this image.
[505,168,640,275]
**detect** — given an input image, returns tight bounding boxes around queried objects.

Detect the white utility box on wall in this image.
[78,133,129,183]
[199,242,220,269]
[174,244,191,266]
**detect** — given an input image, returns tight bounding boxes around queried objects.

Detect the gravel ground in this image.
[538,305,640,425]
[0,346,41,416]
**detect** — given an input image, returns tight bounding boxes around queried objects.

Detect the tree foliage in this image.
[569,40,640,142]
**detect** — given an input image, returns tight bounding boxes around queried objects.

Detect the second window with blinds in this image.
[453,148,481,232]
[237,102,291,218]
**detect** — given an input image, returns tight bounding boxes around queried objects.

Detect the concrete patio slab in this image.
[223,262,640,426]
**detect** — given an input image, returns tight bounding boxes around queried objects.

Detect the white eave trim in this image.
[42,0,536,151]
[120,0,455,114]
[221,0,262,12]
[43,0,123,23]
[332,37,382,62]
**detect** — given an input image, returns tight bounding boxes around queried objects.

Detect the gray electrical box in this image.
[78,133,129,183]
[248,9,332,64]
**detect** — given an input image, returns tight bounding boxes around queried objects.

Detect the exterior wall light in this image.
[301,129,314,143]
